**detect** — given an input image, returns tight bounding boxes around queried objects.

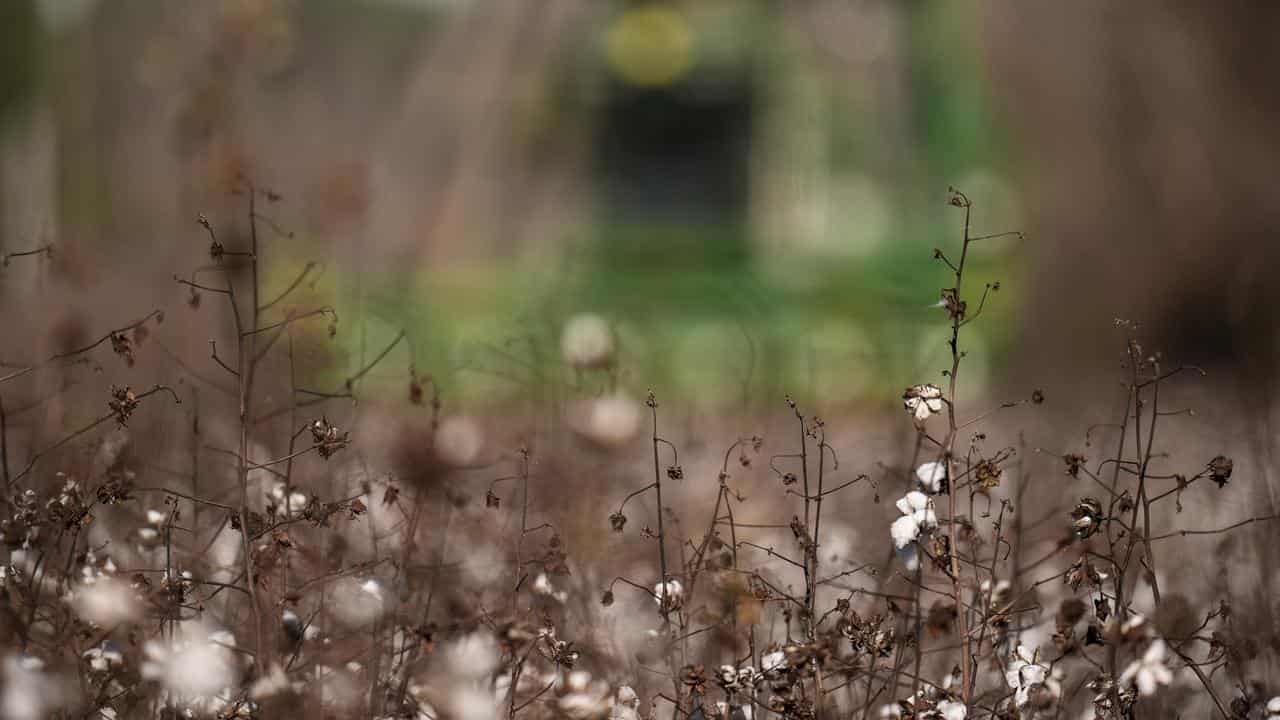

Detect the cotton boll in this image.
[558,672,614,720]
[576,394,641,447]
[1118,640,1172,696]
[890,515,920,550]
[436,417,484,467]
[83,642,124,673]
[450,685,499,720]
[530,573,568,603]
[68,576,140,627]
[760,650,787,675]
[1,655,64,720]
[444,633,499,681]
[266,482,309,518]
[915,461,946,493]
[141,626,240,699]
[168,641,235,696]
[561,314,614,369]
[653,579,684,612]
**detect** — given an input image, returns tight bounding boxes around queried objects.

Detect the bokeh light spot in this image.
[605,5,694,88]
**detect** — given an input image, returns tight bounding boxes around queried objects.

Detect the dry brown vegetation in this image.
[0,183,1277,720]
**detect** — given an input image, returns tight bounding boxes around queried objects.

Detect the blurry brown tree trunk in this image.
[987,1,1280,387]
[987,0,1280,674]
[368,0,594,273]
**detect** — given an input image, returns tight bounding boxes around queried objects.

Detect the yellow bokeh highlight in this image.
[605,5,694,88]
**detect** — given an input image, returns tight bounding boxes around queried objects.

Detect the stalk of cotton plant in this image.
[910,188,1023,708]
[178,186,411,671]
[941,190,974,704]
[647,390,672,629]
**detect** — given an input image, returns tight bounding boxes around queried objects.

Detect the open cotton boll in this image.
[891,491,937,552]
[83,641,124,673]
[531,573,568,603]
[557,671,614,720]
[68,576,141,627]
[443,633,500,681]
[575,393,641,447]
[450,685,499,720]
[653,579,684,612]
[1119,639,1173,697]
[266,482,309,517]
[2,655,64,720]
[915,461,946,493]
[561,314,614,369]
[141,625,240,699]
[890,515,921,550]
[436,416,484,467]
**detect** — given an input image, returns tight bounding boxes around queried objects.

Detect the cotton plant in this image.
[557,670,616,720]
[3,184,1265,720]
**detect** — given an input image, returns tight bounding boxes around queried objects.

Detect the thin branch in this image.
[258,261,320,312]
[2,243,53,266]
[0,309,164,385]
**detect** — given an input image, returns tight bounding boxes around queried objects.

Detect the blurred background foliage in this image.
[6,0,1276,417]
